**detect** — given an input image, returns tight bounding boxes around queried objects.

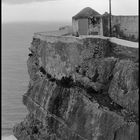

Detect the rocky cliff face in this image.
[13,35,139,140]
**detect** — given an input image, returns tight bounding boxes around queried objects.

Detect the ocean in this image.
[2,21,70,140]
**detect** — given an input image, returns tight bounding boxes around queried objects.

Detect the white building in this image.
[72,7,103,36]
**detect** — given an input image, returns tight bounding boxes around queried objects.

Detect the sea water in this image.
[2,21,69,139]
[2,135,17,140]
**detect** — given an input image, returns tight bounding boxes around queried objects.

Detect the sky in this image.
[2,0,139,23]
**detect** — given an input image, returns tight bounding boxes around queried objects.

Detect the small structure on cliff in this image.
[72,7,103,36]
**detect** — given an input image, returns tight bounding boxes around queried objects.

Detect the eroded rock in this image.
[13,35,139,140]
[109,60,139,115]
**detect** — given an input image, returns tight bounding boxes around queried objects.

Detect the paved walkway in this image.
[34,31,138,48]
[109,37,138,48]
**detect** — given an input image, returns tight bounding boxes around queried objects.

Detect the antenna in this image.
[109,0,112,37]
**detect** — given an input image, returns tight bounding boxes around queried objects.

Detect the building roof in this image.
[73,7,101,19]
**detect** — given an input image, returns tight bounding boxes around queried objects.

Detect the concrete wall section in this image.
[111,16,138,41]
[102,15,138,42]
[72,18,79,36]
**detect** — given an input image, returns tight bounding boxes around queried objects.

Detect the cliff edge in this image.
[13,34,139,140]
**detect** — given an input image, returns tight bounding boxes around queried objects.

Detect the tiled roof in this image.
[73,7,101,19]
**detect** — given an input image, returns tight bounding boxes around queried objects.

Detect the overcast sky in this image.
[2,0,138,23]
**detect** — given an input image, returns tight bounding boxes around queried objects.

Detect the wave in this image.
[2,135,17,140]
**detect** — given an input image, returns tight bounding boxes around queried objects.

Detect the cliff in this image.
[13,34,139,140]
